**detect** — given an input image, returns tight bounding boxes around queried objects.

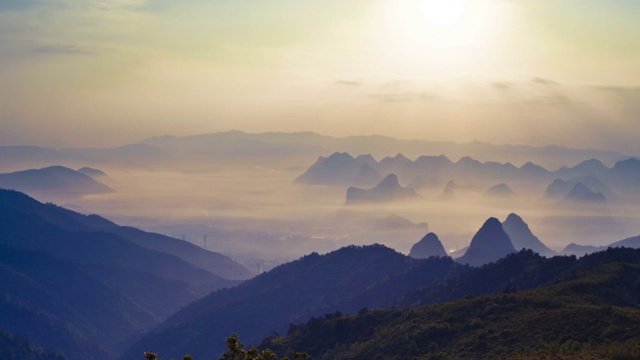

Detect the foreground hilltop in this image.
[263,248,640,359]
[0,189,251,360]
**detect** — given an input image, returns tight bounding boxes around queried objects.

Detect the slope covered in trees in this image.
[262,248,640,360]
[121,245,465,360]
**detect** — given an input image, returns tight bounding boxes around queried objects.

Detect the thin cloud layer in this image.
[0,0,638,153]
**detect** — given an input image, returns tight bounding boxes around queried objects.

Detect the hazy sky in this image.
[1,0,639,153]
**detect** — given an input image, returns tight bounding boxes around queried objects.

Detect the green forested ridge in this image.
[262,248,640,359]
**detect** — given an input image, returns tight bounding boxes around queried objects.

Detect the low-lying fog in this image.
[48,162,640,271]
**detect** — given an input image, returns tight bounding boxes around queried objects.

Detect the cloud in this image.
[34,45,94,55]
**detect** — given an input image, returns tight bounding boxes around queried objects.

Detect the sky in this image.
[0,0,639,153]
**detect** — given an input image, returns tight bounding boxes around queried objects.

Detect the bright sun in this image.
[422,0,464,26]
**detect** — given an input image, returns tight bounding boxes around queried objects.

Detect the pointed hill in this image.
[559,182,607,205]
[295,152,378,186]
[457,217,516,266]
[377,153,412,174]
[545,178,571,199]
[556,158,607,179]
[409,233,448,259]
[0,166,112,197]
[545,176,611,200]
[502,213,556,257]
[519,161,550,178]
[346,174,420,204]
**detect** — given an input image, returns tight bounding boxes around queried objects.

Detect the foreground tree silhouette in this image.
[143,334,308,360]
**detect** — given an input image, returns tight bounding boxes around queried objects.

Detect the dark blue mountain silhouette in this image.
[457,217,516,266]
[0,166,111,196]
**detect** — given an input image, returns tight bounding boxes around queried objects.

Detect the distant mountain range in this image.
[346,174,420,204]
[0,189,251,360]
[297,152,640,197]
[558,182,608,206]
[0,166,112,197]
[0,131,631,171]
[562,235,640,257]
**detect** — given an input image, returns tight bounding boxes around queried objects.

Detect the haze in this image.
[1,0,640,269]
[1,0,639,154]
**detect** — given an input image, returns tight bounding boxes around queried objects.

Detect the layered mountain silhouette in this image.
[559,182,607,205]
[295,152,381,187]
[408,232,448,259]
[545,178,572,199]
[457,218,516,266]
[0,189,250,359]
[296,152,640,204]
[1,132,629,171]
[502,213,556,257]
[603,157,640,189]
[562,234,640,257]
[555,158,608,179]
[120,244,467,360]
[346,174,420,204]
[0,166,112,197]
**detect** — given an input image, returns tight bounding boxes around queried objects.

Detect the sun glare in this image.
[422,0,464,26]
